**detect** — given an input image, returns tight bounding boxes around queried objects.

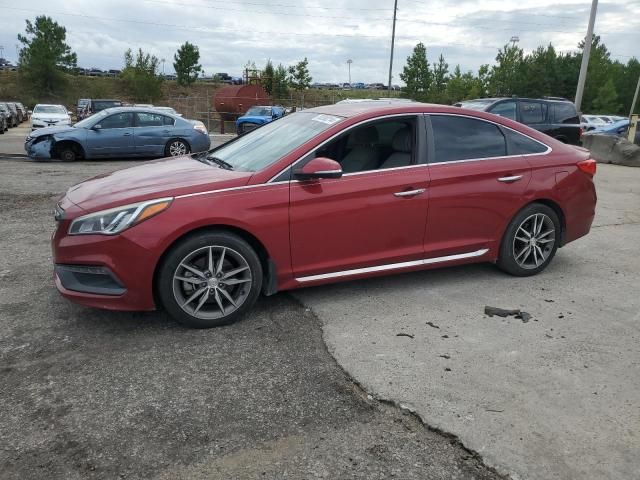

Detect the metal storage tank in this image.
[214,84,269,119]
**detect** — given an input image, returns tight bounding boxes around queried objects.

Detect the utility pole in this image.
[347,59,353,85]
[575,0,598,112]
[629,74,640,118]
[387,0,398,98]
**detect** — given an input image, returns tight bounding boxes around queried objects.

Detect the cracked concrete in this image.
[294,164,640,480]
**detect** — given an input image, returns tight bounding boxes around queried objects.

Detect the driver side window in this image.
[100,113,133,129]
[314,117,416,173]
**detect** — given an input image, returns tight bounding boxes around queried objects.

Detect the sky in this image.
[0,0,638,84]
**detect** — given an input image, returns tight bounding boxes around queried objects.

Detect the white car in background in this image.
[31,104,71,130]
[581,114,608,132]
[153,106,183,117]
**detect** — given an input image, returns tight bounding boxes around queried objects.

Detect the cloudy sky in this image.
[0,0,638,84]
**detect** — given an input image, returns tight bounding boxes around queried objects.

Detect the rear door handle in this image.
[123,132,132,136]
[497,175,523,183]
[394,188,426,198]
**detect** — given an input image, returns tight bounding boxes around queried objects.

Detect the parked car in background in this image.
[15,102,28,121]
[0,101,18,127]
[4,102,21,125]
[153,106,183,117]
[0,102,11,132]
[352,82,366,89]
[7,102,24,123]
[597,115,625,124]
[77,99,90,118]
[581,114,608,131]
[31,104,72,130]
[25,107,210,161]
[78,99,123,120]
[50,102,597,328]
[236,105,285,135]
[585,119,629,137]
[457,97,582,145]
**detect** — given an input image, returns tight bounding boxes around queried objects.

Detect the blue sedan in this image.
[25,107,211,161]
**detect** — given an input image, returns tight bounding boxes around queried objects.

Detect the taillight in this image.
[577,158,596,176]
[193,124,208,135]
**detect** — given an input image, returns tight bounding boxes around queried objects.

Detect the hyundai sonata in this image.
[52,102,597,328]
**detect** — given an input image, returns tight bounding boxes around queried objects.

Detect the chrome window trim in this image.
[267,113,422,183]
[295,248,489,283]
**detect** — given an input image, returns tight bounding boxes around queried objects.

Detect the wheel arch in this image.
[55,139,86,159]
[501,198,566,251]
[165,137,191,155]
[152,224,277,308]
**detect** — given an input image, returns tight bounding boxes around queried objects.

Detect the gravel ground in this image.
[0,158,503,480]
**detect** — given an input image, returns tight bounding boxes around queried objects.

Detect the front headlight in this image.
[68,198,173,235]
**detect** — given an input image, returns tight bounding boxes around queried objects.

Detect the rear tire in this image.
[165,139,190,157]
[497,203,560,276]
[157,231,263,328]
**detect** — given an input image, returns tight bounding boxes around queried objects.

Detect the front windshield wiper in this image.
[203,155,234,170]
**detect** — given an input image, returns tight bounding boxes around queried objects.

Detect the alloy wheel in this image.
[512,213,556,269]
[169,141,188,156]
[172,246,253,320]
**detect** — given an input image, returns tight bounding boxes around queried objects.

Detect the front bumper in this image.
[52,218,159,311]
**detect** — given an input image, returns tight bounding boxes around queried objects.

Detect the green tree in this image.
[430,53,449,102]
[173,41,202,86]
[288,58,312,91]
[262,59,275,96]
[488,43,524,95]
[592,78,621,113]
[273,63,290,100]
[17,16,77,94]
[400,42,431,101]
[121,48,163,102]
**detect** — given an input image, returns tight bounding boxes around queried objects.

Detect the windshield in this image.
[74,110,109,128]
[246,106,272,116]
[34,105,67,114]
[94,101,122,111]
[459,100,495,111]
[209,111,343,172]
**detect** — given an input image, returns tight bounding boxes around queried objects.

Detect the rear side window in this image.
[431,115,506,163]
[504,129,548,155]
[552,103,579,124]
[520,101,547,124]
[136,112,164,127]
[163,115,175,126]
[489,101,516,120]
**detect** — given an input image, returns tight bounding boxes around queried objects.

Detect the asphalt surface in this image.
[296,164,640,479]
[0,158,503,479]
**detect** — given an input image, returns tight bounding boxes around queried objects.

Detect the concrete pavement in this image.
[294,164,640,479]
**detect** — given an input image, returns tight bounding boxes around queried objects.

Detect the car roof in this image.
[99,106,183,118]
[304,101,457,118]
[34,103,66,108]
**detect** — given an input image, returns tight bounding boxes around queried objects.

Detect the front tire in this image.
[58,147,77,162]
[157,231,263,328]
[497,203,560,276]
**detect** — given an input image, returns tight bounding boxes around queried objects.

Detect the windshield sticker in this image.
[311,114,342,125]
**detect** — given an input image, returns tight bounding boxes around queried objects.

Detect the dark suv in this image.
[78,99,123,119]
[0,102,11,132]
[456,97,581,145]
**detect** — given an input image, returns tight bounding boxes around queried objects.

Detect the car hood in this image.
[65,155,254,212]
[237,115,269,124]
[29,125,78,138]
[32,113,70,121]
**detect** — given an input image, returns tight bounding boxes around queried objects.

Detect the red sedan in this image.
[52,102,597,328]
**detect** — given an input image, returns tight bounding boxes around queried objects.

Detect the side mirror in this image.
[294,157,342,180]
[92,124,102,130]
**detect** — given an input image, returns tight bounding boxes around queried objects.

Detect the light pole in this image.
[161,58,165,75]
[347,59,352,85]
[575,0,598,112]
[0,45,4,62]
[510,36,519,47]
[387,0,398,98]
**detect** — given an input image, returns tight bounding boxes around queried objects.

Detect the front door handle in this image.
[497,175,523,183]
[123,132,132,136]
[394,188,426,198]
